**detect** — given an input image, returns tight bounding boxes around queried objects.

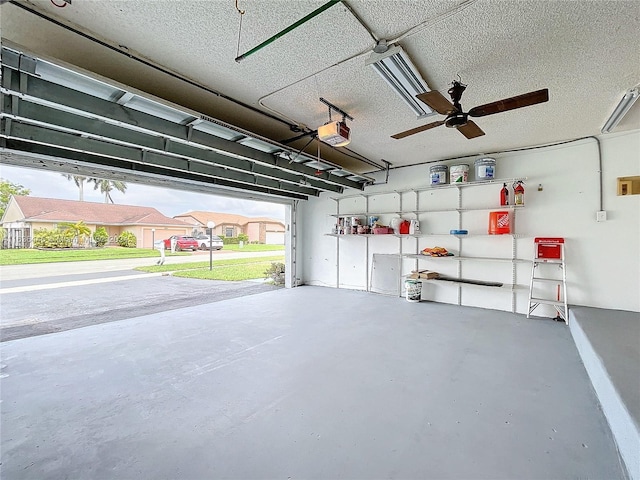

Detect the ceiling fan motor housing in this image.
[445,113,468,128]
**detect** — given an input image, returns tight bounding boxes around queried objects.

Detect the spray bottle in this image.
[500,183,509,206]
[514,180,525,206]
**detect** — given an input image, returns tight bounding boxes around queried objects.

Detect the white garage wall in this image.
[298,130,640,314]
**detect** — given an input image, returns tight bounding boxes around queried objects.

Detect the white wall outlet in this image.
[596,211,607,222]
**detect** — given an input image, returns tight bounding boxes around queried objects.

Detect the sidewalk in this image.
[0,250,281,282]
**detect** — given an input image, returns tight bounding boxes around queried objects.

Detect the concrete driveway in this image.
[0,251,281,341]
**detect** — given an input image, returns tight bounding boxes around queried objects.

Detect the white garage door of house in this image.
[265,232,285,245]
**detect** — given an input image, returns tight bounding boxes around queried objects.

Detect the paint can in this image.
[475,157,496,181]
[488,211,511,234]
[404,279,422,302]
[450,164,469,183]
[429,165,448,185]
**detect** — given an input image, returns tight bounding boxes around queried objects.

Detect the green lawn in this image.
[136,255,285,281]
[222,244,284,252]
[0,247,189,266]
[172,261,280,281]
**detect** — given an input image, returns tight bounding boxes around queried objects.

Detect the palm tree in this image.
[62,174,88,201]
[59,220,92,247]
[91,179,127,203]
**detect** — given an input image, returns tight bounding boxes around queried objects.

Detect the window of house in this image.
[225,227,234,237]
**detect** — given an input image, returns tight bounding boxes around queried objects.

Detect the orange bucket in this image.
[489,211,510,234]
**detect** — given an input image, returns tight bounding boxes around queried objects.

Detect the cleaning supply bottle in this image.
[514,181,525,206]
[500,183,509,206]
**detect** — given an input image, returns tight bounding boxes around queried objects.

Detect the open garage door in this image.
[0,42,372,203]
[0,42,373,288]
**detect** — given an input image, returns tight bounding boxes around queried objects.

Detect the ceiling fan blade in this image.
[457,121,485,139]
[468,88,549,117]
[416,91,458,115]
[391,120,445,139]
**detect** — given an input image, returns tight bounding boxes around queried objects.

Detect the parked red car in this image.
[163,235,198,251]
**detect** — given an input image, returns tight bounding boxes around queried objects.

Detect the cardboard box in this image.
[410,270,439,279]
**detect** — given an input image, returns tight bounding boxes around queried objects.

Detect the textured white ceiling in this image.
[2,0,640,173]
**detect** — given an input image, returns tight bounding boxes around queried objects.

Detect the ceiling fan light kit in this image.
[365,45,435,119]
[601,87,639,134]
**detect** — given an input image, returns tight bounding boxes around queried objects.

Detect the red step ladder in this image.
[527,238,568,324]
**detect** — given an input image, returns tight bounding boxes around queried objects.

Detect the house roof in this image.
[174,211,284,227]
[7,196,192,227]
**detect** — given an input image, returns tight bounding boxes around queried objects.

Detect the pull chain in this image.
[235,0,245,59]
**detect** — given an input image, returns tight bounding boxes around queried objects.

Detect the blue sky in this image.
[1,165,286,221]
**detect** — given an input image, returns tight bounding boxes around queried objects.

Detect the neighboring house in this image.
[174,211,285,244]
[1,195,193,249]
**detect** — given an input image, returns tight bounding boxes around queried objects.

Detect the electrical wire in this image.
[368,135,601,175]
[257,0,478,127]
[341,0,378,43]
[257,48,371,128]
[50,0,67,7]
[12,0,473,175]
[389,0,478,44]
[256,0,479,172]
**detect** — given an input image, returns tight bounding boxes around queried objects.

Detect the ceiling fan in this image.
[391,80,549,140]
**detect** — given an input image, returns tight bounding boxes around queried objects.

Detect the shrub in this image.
[117,231,137,248]
[93,227,108,247]
[59,221,91,247]
[264,262,285,286]
[33,228,74,248]
[222,234,249,244]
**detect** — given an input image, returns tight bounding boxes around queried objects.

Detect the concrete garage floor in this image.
[0,286,626,479]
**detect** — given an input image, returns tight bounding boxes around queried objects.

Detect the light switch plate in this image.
[596,211,607,222]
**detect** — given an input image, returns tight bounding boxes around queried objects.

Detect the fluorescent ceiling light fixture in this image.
[366,45,434,119]
[601,87,639,133]
[318,121,351,147]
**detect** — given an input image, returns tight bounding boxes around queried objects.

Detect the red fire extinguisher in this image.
[514,181,525,206]
[500,183,509,206]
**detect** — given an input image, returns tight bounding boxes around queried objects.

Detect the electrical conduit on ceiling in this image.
[8,0,477,174]
[257,0,478,128]
[255,0,479,166]
[6,0,384,171]
[380,135,605,212]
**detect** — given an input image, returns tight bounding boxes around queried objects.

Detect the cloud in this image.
[1,165,286,220]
